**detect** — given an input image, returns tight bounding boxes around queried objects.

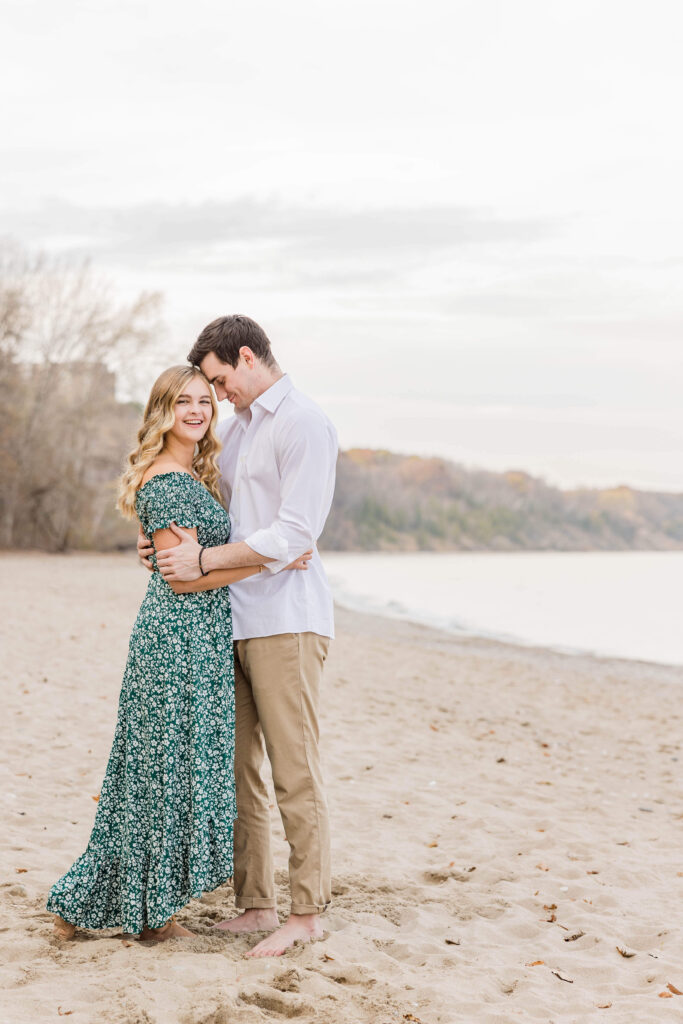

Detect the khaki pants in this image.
[232,632,331,916]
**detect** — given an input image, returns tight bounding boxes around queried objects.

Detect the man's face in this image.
[200,351,254,412]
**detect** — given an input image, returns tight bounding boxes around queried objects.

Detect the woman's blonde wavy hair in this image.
[117,365,223,520]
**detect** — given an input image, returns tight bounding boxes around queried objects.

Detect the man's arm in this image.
[154,530,276,582]
[172,549,312,592]
[137,525,270,574]
[153,525,263,589]
[203,539,275,571]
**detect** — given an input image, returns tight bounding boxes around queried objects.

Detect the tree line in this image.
[0,246,161,551]
[319,450,683,552]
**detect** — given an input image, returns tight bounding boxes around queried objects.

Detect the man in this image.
[137,314,337,957]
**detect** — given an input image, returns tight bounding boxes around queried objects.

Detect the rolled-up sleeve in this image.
[244,410,338,573]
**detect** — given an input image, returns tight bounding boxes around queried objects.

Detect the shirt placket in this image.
[230,410,260,539]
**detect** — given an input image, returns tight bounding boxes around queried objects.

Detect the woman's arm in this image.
[170,564,262,594]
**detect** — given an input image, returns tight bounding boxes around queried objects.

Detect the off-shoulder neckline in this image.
[136,470,202,496]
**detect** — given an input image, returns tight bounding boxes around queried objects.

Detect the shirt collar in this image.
[252,373,293,414]
[233,374,293,429]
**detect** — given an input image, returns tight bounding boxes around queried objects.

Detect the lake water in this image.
[321,551,683,667]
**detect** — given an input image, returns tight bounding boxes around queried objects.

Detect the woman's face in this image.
[168,375,213,445]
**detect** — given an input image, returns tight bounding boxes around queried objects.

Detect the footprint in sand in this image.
[237,985,311,1017]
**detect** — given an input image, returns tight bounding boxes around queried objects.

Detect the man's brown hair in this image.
[188,315,276,369]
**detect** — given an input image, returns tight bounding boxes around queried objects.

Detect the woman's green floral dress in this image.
[46,472,236,934]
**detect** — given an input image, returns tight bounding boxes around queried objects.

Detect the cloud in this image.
[0,195,556,301]
[2,195,551,255]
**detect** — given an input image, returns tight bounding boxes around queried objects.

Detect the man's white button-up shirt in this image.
[216,374,338,641]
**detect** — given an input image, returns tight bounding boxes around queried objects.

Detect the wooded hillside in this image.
[319,449,683,552]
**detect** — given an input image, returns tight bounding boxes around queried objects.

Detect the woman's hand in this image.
[284,549,313,571]
[137,526,154,571]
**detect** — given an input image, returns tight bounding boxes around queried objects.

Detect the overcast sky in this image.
[2,0,682,490]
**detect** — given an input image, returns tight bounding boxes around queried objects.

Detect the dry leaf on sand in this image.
[526,960,544,966]
[667,983,683,995]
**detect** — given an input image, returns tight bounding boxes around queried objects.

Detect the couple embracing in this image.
[47,315,337,958]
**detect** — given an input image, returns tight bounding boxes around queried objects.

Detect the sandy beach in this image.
[1,551,682,1024]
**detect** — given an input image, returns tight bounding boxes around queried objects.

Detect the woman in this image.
[47,365,306,941]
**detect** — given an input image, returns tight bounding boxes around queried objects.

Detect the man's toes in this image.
[247,944,272,958]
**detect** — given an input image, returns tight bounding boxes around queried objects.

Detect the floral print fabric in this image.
[46,472,236,933]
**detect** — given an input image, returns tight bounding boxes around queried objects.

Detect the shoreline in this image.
[2,552,679,671]
[1,552,683,1023]
[335,602,683,687]
[337,599,683,675]
[324,548,683,670]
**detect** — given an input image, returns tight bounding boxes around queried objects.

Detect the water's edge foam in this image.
[329,577,682,669]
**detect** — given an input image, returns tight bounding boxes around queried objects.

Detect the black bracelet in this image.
[198,546,209,576]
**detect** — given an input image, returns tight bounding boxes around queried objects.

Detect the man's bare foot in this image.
[53,915,76,940]
[212,908,279,934]
[245,913,324,958]
[138,917,195,941]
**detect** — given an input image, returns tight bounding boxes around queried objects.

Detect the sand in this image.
[1,551,682,1024]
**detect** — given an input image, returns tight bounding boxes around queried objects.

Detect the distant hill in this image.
[319,449,683,552]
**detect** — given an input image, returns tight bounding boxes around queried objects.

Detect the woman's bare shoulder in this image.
[140,461,191,488]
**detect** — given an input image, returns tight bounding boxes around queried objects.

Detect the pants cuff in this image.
[235,896,277,910]
[290,902,329,916]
